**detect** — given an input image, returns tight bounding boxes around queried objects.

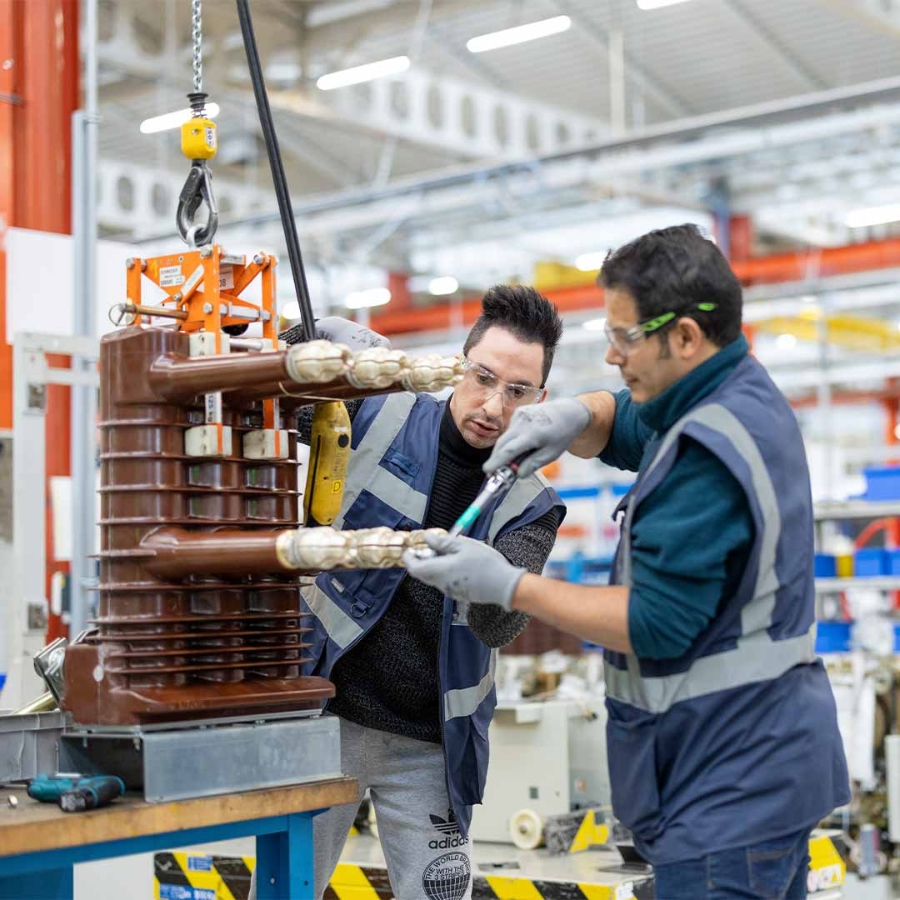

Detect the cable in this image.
[236,0,316,343]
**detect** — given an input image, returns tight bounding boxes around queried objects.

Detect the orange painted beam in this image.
[371,282,605,335]
[732,237,900,285]
[373,236,900,337]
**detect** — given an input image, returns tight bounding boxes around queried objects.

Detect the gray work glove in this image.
[402,534,526,611]
[315,316,391,351]
[483,397,592,478]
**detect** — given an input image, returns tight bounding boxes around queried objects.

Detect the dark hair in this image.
[599,224,743,347]
[463,285,563,386]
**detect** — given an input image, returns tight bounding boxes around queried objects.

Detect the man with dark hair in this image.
[406,226,849,900]
[279,286,565,899]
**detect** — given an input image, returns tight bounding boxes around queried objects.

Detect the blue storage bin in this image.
[816,621,851,654]
[855,548,889,576]
[814,554,837,578]
[863,467,900,500]
[888,550,900,575]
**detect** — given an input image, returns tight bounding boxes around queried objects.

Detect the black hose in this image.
[236,0,316,343]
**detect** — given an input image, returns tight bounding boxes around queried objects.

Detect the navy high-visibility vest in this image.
[302,392,565,838]
[605,354,850,864]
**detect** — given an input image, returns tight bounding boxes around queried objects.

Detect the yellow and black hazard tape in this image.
[155,831,847,900]
[544,807,616,855]
[154,851,253,900]
[326,864,654,900]
[807,832,848,893]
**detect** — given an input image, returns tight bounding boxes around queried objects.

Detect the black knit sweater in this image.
[299,400,560,744]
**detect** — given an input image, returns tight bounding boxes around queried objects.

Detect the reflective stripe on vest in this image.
[607,402,817,714]
[333,393,424,529]
[445,649,497,721]
[304,580,364,650]
[487,472,552,543]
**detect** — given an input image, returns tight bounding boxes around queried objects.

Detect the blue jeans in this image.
[653,828,813,900]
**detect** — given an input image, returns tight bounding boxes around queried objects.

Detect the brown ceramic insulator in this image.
[61,323,337,726]
[64,321,434,726]
[148,350,294,399]
[140,527,289,579]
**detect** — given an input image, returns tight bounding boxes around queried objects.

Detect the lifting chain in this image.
[191,0,203,94]
[176,0,219,247]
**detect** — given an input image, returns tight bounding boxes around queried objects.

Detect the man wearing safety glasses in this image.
[406,225,849,900]
[279,286,564,899]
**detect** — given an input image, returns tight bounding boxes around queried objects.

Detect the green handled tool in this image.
[447,456,526,538]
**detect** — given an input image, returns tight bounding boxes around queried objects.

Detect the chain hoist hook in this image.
[177,157,218,247]
[176,1,219,247]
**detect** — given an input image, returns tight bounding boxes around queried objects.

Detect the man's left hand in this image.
[402,534,525,610]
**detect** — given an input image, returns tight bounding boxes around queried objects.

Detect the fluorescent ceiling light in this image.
[345,288,391,309]
[636,0,694,9]
[582,317,607,332]
[466,16,571,53]
[575,252,606,272]
[140,103,220,134]
[429,276,459,296]
[845,203,900,229]
[775,333,798,351]
[317,56,409,91]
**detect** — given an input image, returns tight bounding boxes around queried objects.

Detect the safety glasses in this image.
[604,303,717,356]
[461,358,543,408]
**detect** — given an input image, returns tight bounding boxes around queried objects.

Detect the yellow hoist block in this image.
[181,116,217,161]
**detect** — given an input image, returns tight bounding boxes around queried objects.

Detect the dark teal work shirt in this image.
[599,335,755,659]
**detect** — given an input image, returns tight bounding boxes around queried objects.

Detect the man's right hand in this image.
[483,397,592,477]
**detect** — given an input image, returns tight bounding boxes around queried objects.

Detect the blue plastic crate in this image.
[888,550,900,576]
[855,548,889,576]
[816,621,851,654]
[814,554,837,578]
[863,467,900,500]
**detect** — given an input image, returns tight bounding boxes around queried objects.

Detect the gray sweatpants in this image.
[250,716,474,900]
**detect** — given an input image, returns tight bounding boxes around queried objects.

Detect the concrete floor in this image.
[74,838,891,898]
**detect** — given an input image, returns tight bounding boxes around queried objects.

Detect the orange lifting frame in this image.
[125,245,285,451]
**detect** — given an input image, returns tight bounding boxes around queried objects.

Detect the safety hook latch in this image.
[177,161,218,247]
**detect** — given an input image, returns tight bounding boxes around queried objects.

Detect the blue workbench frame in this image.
[0,808,322,899]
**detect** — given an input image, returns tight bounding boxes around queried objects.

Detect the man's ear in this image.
[536,388,548,404]
[676,317,705,357]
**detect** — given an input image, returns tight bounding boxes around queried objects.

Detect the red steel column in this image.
[1,0,79,641]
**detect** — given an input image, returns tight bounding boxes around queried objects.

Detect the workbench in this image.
[0,778,357,900]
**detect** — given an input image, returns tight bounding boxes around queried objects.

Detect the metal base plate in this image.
[60,714,342,802]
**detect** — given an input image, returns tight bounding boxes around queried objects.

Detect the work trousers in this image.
[653,827,813,900]
[250,716,473,900]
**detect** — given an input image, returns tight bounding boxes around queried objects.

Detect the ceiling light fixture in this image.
[429,276,459,296]
[845,203,900,229]
[316,56,410,91]
[466,16,571,54]
[345,288,391,309]
[636,0,694,9]
[140,103,221,134]
[575,252,606,272]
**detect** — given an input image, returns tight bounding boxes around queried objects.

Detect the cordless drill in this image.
[28,773,126,812]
